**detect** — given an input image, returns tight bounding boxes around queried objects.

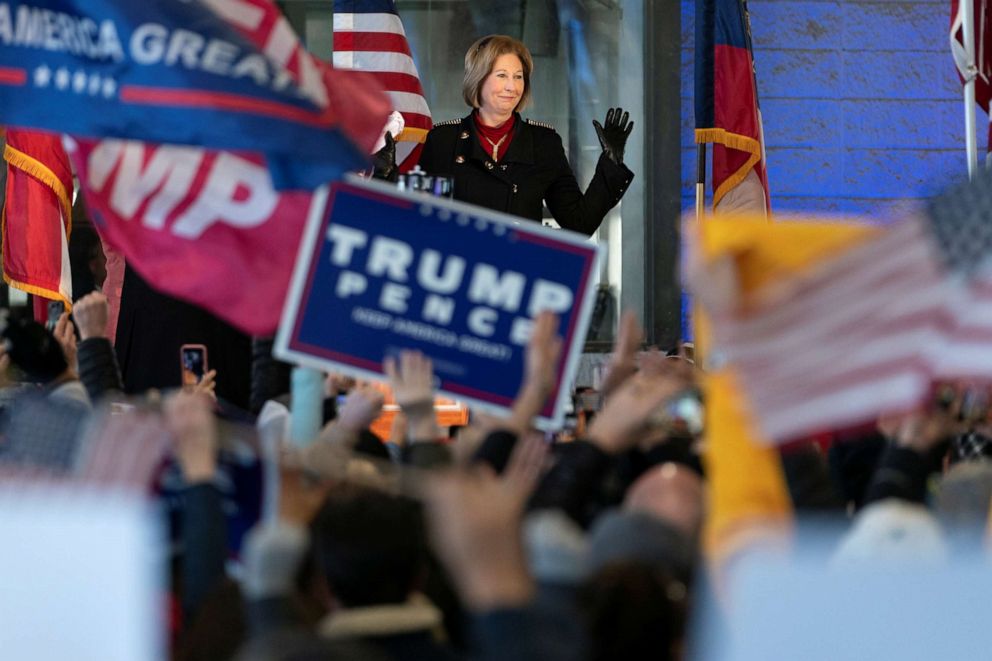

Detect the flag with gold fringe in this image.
[3,129,73,308]
[694,0,770,212]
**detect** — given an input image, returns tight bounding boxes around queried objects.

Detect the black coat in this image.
[115,265,252,409]
[418,113,633,236]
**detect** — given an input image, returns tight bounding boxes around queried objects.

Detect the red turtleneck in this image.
[474,112,516,162]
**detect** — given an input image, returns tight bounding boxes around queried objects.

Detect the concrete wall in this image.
[681,0,977,219]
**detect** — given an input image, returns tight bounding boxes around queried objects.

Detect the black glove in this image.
[371,131,398,182]
[593,107,634,166]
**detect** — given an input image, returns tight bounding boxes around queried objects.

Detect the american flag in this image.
[76,407,172,491]
[710,172,992,443]
[332,0,432,171]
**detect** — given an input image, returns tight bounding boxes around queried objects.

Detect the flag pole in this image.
[695,143,707,219]
[963,0,980,178]
[693,142,708,368]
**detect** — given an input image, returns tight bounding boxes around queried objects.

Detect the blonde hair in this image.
[462,35,534,111]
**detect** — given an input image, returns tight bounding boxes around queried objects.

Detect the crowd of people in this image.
[2,283,991,660]
[1,15,988,659]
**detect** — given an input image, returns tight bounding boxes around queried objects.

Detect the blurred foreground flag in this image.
[2,129,73,307]
[0,0,388,188]
[22,0,392,334]
[694,0,770,213]
[66,136,316,335]
[332,0,432,171]
[698,173,992,443]
[0,395,171,494]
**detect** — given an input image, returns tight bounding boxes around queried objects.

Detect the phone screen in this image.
[46,300,64,331]
[180,345,207,386]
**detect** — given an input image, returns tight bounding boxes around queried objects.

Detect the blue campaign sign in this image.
[0,0,367,189]
[275,178,602,428]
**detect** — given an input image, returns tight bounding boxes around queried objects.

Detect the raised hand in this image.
[334,384,386,435]
[0,343,11,390]
[52,311,77,374]
[593,106,634,166]
[587,358,694,454]
[372,131,398,182]
[523,311,563,397]
[385,351,439,442]
[424,433,547,609]
[164,390,218,484]
[73,291,109,341]
[506,311,562,434]
[385,351,435,412]
[191,369,218,402]
[598,310,644,401]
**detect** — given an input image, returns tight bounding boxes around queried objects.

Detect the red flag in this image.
[204,0,390,157]
[694,0,770,212]
[2,129,73,308]
[69,137,313,336]
[65,0,390,335]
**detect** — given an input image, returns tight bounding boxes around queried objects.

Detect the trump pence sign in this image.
[275,178,601,428]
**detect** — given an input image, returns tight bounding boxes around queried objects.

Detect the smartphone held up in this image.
[180,344,208,386]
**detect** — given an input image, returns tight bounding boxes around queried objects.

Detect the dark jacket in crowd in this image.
[418,113,633,236]
[77,337,124,402]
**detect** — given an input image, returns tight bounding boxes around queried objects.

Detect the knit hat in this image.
[586,509,695,584]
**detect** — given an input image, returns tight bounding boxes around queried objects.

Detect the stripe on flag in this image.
[387,91,432,117]
[334,32,414,55]
[333,12,406,34]
[332,51,421,77]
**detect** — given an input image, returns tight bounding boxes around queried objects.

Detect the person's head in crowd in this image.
[69,221,107,298]
[580,563,687,661]
[462,34,534,114]
[310,486,427,609]
[576,447,701,661]
[2,317,68,384]
[580,510,693,661]
[624,462,706,542]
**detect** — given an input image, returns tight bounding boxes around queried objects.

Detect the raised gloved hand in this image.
[593,107,634,166]
[372,131,399,182]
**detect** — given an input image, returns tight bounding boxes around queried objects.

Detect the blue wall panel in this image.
[682,0,975,217]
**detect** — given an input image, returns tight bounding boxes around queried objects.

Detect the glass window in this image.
[282,0,651,341]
